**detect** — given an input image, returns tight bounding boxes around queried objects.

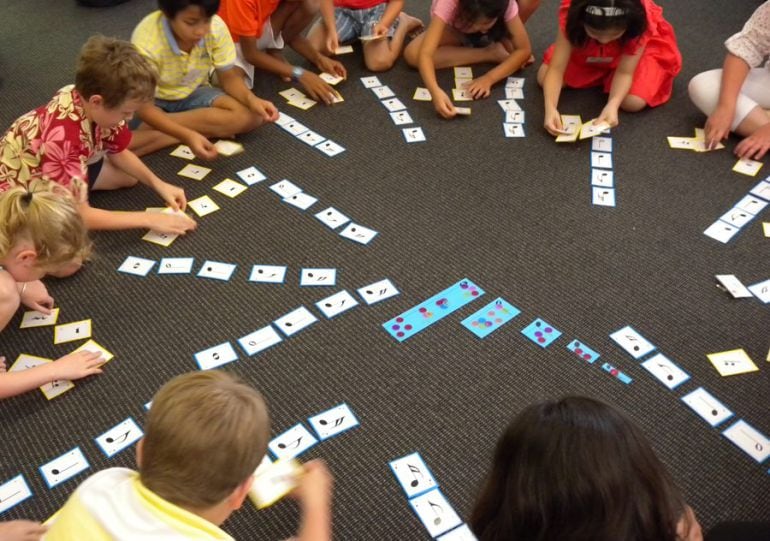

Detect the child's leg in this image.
[363,12,424,72]
[307,18,330,54]
[404,27,508,68]
[161,95,262,138]
[272,0,318,48]
[128,127,180,157]
[91,158,139,191]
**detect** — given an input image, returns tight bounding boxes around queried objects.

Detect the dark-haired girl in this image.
[538,0,681,135]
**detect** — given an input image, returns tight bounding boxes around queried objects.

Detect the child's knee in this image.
[365,54,394,72]
[688,70,720,113]
[620,94,646,112]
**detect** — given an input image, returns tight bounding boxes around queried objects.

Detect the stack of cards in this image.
[555,114,581,143]
[703,178,770,244]
[279,87,317,110]
[142,207,191,247]
[249,458,302,509]
[667,127,724,153]
[590,133,615,207]
[274,111,346,157]
[502,76,525,137]
[361,76,427,143]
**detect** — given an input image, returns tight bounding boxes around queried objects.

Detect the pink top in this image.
[431,0,519,32]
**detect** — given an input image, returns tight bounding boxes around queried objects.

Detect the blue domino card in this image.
[601,362,633,385]
[383,279,484,342]
[461,298,520,338]
[566,339,600,363]
[521,318,562,348]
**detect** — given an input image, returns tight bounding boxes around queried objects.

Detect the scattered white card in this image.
[274,306,318,337]
[20,308,60,328]
[592,136,613,152]
[357,278,399,305]
[719,207,753,228]
[580,120,610,139]
[118,256,155,276]
[592,187,616,207]
[640,353,690,389]
[54,319,92,344]
[591,152,613,169]
[505,87,524,100]
[703,221,739,243]
[454,67,473,79]
[452,88,472,101]
[238,325,282,356]
[279,88,306,101]
[249,265,287,284]
[213,178,248,198]
[315,289,359,318]
[748,278,770,303]
[410,488,463,538]
[297,129,326,146]
[591,168,614,187]
[314,207,350,229]
[372,85,395,99]
[40,377,75,400]
[335,45,354,54]
[497,99,521,112]
[281,120,309,137]
[250,458,300,508]
[300,268,336,286]
[275,112,295,126]
[8,353,50,372]
[413,87,432,101]
[722,420,770,463]
[454,107,471,116]
[188,195,220,217]
[95,417,143,458]
[505,110,525,123]
[609,325,656,359]
[316,139,346,157]
[214,140,244,156]
[283,192,318,210]
[268,423,318,460]
[681,387,733,427]
[715,274,753,298]
[195,341,238,370]
[177,164,211,181]
[503,123,525,138]
[142,229,178,247]
[438,524,478,541]
[0,475,32,514]
[735,194,768,215]
[382,98,407,112]
[287,97,317,110]
[390,452,437,498]
[340,222,378,244]
[270,179,303,198]
[308,403,360,440]
[158,257,194,274]
[198,260,237,281]
[361,76,382,88]
[403,127,426,143]
[733,158,763,177]
[750,180,770,200]
[236,166,267,186]
[170,145,195,159]
[40,447,89,488]
[320,72,344,85]
[506,76,524,88]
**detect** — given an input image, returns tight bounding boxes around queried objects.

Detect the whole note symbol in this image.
[212,352,220,360]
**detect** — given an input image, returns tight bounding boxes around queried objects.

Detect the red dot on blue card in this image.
[472,291,479,296]
[575,348,583,355]
[611,368,618,376]
[397,331,404,337]
[396,317,404,323]
[538,337,545,343]
[583,354,592,360]
[419,308,427,313]
[405,324,413,330]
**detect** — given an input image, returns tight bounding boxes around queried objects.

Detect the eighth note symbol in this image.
[428,501,443,525]
[656,363,674,381]
[277,436,302,450]
[106,430,131,444]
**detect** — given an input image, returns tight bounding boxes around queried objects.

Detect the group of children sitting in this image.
[2,0,770,538]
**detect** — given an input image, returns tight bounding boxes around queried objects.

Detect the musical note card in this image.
[339,223,378,245]
[555,114,581,142]
[158,257,195,274]
[715,274,753,298]
[170,145,195,159]
[300,268,336,287]
[391,110,414,125]
[308,403,359,440]
[389,452,438,498]
[591,169,614,187]
[748,278,770,303]
[357,278,399,305]
[521,318,562,348]
[566,339,600,364]
[197,261,237,281]
[592,187,616,207]
[703,221,739,244]
[601,362,632,385]
[437,524,478,541]
[270,179,303,199]
[20,308,60,328]
[413,87,431,101]
[383,279,484,342]
[188,195,220,217]
[315,290,359,319]
[72,339,114,365]
[735,194,768,215]
[283,192,318,211]
[8,353,50,372]
[381,98,406,113]
[592,136,613,152]
[403,127,426,143]
[506,110,525,124]
[118,256,155,277]
[506,76,524,89]
[454,67,473,79]
[320,72,344,85]
[580,120,610,140]
[142,229,178,247]
[315,207,350,230]
[497,99,521,112]
[214,140,244,156]
[195,341,238,370]
[273,306,318,337]
[177,163,212,181]
[505,87,524,100]
[0,475,33,514]
[609,325,656,359]
[360,76,382,88]
[236,166,267,186]
[95,417,143,457]
[719,207,753,228]
[750,179,770,200]
[40,377,75,400]
[249,458,301,508]
[372,85,395,99]
[315,139,346,157]
[503,123,525,138]
[249,264,288,284]
[461,298,521,338]
[274,111,295,127]
[707,348,758,377]
[681,387,733,427]
[732,158,763,177]
[53,319,92,344]
[640,353,690,390]
[40,447,89,489]
[268,423,318,460]
[452,88,472,101]
[213,178,248,198]
[409,488,463,538]
[722,420,770,463]
[238,326,282,356]
[297,129,325,147]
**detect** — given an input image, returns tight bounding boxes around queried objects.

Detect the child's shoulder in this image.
[131,10,165,45]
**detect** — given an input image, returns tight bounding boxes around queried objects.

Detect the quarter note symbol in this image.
[656,363,674,381]
[428,501,443,525]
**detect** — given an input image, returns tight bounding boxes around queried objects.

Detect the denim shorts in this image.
[155,85,225,113]
[334,3,398,42]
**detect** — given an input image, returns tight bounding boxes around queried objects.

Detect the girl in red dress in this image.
[538,0,681,135]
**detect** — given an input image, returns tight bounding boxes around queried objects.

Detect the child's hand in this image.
[52,350,104,381]
[295,459,333,509]
[316,56,347,80]
[325,30,340,55]
[735,123,770,160]
[187,133,218,160]
[544,108,564,136]
[299,72,340,105]
[432,90,456,119]
[467,76,492,100]
[372,22,389,38]
[597,105,619,129]
[155,182,187,212]
[251,97,280,122]
[149,213,197,236]
[20,281,53,314]
[705,105,733,150]
[0,520,47,541]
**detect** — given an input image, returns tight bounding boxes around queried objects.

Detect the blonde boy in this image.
[44,371,333,540]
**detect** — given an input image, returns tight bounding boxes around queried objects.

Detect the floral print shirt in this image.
[725,1,770,69]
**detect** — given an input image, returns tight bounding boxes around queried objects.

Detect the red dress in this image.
[542,0,682,107]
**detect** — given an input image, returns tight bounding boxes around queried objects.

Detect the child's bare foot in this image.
[267,49,292,81]
[400,12,424,38]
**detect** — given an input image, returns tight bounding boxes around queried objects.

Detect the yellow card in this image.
[451,88,472,101]
[8,353,52,372]
[454,77,472,89]
[169,145,194,159]
[763,222,770,237]
[334,45,354,54]
[579,119,610,139]
[73,339,115,365]
[694,127,705,140]
[20,308,60,328]
[707,348,759,376]
[732,158,763,177]
[555,114,581,142]
[53,319,92,344]
[142,229,178,247]
[40,378,75,400]
[249,458,301,509]
[331,90,344,104]
[177,164,212,181]
[454,106,471,115]
[413,87,432,101]
[287,97,317,110]
[667,136,699,150]
[454,66,473,79]
[279,88,305,101]
[212,178,248,198]
[319,72,344,85]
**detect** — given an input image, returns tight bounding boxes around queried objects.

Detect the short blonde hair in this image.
[0,182,92,270]
[75,35,157,108]
[141,371,270,508]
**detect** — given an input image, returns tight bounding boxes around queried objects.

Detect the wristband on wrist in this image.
[291,66,305,82]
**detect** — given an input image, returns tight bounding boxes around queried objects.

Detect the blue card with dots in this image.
[521,318,562,348]
[383,279,484,342]
[601,362,633,384]
[566,339,600,363]
[461,298,520,338]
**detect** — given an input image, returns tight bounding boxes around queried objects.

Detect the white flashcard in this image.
[372,85,395,99]
[452,88,472,101]
[667,137,698,150]
[503,123,525,138]
[274,112,295,126]
[315,289,359,319]
[748,278,770,303]
[236,166,267,186]
[118,256,155,276]
[297,129,326,146]
[316,139,346,157]
[361,76,382,88]
[283,192,318,211]
[506,76,524,88]
[410,489,463,538]
[735,194,768,215]
[592,187,616,207]
[715,274,753,298]
[703,221,739,243]
[592,136,613,152]
[214,140,244,156]
[315,207,350,229]
[335,45,354,54]
[732,158,763,177]
[718,207,753,228]
[288,97,317,111]
[40,447,89,488]
[268,423,318,460]
[40,378,75,400]
[320,72,344,85]
[403,127,426,143]
[454,67,473,79]
[498,99,521,112]
[505,110,525,123]
[198,261,236,281]
[454,107,471,116]
[750,180,770,201]
[177,163,211,181]
[273,306,318,337]
[591,168,614,187]
[213,178,248,198]
[413,87,432,101]
[249,265,287,284]
[609,325,656,359]
[95,417,143,458]
[20,308,60,328]
[308,403,360,440]
[72,339,113,364]
[580,120,610,139]
[250,458,300,508]
[142,229,178,247]
[505,87,524,100]
[357,278,399,305]
[455,77,471,88]
[438,524,478,541]
[0,475,32,514]
[279,88,306,101]
[382,98,406,112]
[591,152,613,169]
[158,257,195,274]
[281,120,309,137]
[270,179,302,198]
[681,387,733,427]
[300,268,336,287]
[53,319,92,344]
[195,341,238,370]
[389,452,437,498]
[390,110,414,125]
[640,353,690,390]
[8,353,50,372]
[339,222,378,244]
[238,325,282,356]
[722,420,770,463]
[170,145,195,159]
[188,195,220,217]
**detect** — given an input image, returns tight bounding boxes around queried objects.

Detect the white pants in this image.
[688,67,770,130]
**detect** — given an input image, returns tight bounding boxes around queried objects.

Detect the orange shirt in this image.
[218,0,282,41]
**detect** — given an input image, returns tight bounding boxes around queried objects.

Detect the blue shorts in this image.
[334,3,398,42]
[128,86,226,129]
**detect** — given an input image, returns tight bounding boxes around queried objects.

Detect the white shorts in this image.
[234,18,285,89]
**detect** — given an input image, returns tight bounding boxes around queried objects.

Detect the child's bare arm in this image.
[216,68,279,122]
[377,0,404,32]
[0,350,103,400]
[417,17,455,118]
[296,460,333,541]
[467,15,531,98]
[706,53,750,146]
[77,203,196,235]
[600,49,643,126]
[319,0,338,52]
[542,30,571,135]
[136,103,217,160]
[0,520,48,541]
